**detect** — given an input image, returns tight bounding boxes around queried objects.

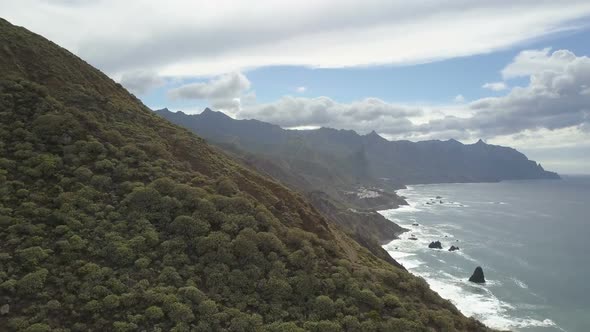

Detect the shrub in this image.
[17,268,48,294]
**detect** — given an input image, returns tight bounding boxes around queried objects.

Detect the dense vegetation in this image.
[157,107,558,261]
[0,18,491,331]
[157,109,409,262]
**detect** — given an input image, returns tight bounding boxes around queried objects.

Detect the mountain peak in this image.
[447,138,461,144]
[366,130,386,141]
[200,107,231,119]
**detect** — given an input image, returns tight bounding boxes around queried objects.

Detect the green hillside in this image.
[0,18,490,331]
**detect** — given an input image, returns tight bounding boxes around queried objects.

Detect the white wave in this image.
[386,246,559,331]
[511,277,529,289]
[383,185,564,332]
[422,274,556,331]
[455,251,478,263]
[399,258,424,269]
[379,204,421,216]
[486,201,508,205]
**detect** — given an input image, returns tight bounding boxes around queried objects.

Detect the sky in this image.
[1,0,590,174]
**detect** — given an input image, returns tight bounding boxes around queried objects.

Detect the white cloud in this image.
[168,72,250,112]
[482,82,508,91]
[236,48,590,152]
[454,94,466,102]
[2,1,590,77]
[238,96,422,135]
[464,49,590,136]
[295,86,307,93]
[119,70,167,95]
[501,48,580,79]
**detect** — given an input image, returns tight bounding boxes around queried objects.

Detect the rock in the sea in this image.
[0,304,9,315]
[469,266,486,283]
[412,222,419,226]
[448,245,460,251]
[428,241,442,249]
[409,235,418,240]
[436,196,442,199]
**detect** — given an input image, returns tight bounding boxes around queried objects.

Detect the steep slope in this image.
[158,108,409,261]
[156,108,406,199]
[157,108,559,186]
[0,18,491,332]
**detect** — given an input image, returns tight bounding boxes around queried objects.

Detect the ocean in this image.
[381,176,590,332]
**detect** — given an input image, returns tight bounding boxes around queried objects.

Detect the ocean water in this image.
[381,176,590,332]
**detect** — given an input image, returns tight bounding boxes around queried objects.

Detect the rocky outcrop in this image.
[448,245,460,251]
[306,191,407,269]
[469,266,486,283]
[428,241,442,249]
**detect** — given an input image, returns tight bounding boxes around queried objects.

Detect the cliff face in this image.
[156,108,560,186]
[0,18,493,331]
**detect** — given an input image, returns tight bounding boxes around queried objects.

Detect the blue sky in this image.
[144,28,590,110]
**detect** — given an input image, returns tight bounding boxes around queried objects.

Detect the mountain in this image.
[156,108,559,186]
[158,108,410,260]
[156,109,559,270]
[157,108,409,207]
[0,18,491,331]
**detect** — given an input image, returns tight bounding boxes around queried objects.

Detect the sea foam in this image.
[381,187,561,331]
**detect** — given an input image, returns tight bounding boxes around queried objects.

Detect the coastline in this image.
[379,182,565,332]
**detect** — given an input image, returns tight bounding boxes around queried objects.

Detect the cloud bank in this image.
[168,72,250,111]
[2,0,590,78]
[119,70,166,95]
[219,49,590,147]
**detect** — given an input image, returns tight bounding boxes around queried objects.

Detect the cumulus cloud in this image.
[119,70,166,95]
[482,82,508,91]
[463,49,590,137]
[295,86,306,93]
[454,94,466,102]
[168,72,250,100]
[168,72,250,112]
[235,48,590,147]
[237,96,422,135]
[2,1,590,76]
[501,48,579,79]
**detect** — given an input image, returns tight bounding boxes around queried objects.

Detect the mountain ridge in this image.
[0,17,492,331]
[156,108,559,185]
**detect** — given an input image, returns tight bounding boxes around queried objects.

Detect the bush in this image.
[17,268,48,294]
[314,295,335,319]
[145,306,164,320]
[167,302,194,323]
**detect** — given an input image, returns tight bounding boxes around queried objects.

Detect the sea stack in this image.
[428,241,442,249]
[469,266,486,283]
[448,245,460,252]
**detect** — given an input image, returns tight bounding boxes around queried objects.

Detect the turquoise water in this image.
[381,176,590,332]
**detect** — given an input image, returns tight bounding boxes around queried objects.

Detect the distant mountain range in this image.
[156,108,559,187]
[156,107,558,259]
